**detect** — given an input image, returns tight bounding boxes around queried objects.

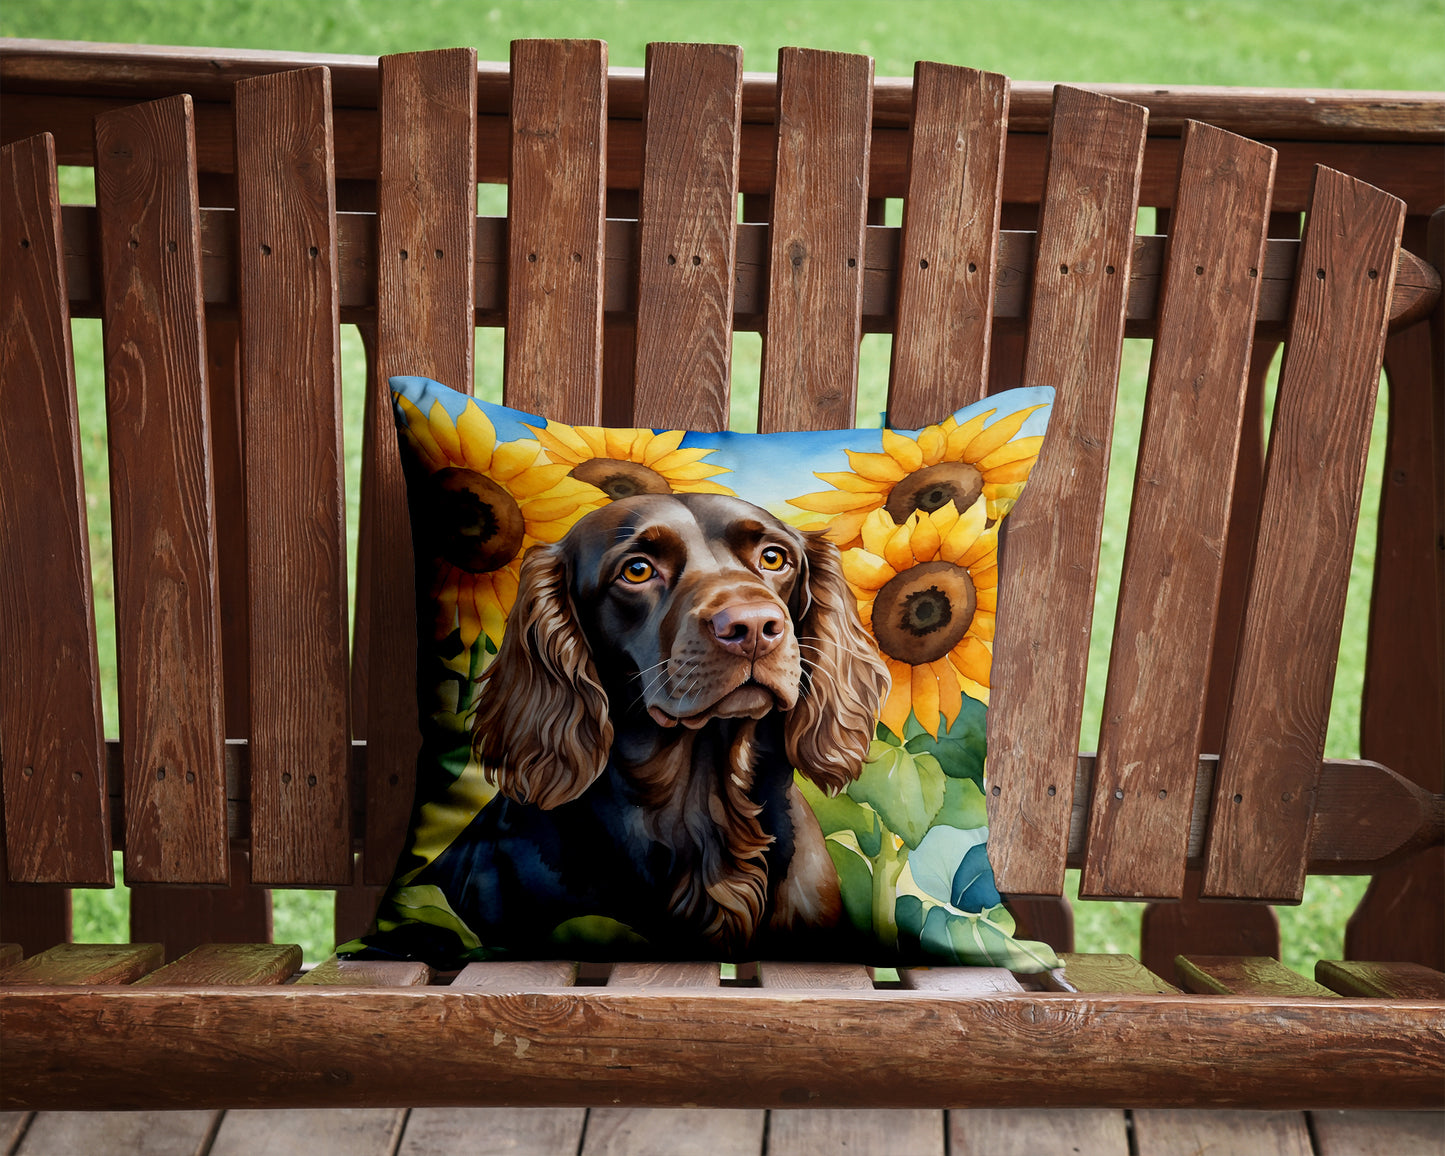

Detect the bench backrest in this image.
[1,42,1439,953]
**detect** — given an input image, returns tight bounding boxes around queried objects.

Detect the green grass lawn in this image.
[14,0,1438,968]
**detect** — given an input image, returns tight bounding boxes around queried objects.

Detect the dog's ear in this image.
[471,543,612,809]
[786,532,890,793]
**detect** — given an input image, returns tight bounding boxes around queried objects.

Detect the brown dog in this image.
[418,492,889,959]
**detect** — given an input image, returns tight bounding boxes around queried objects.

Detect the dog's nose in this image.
[710,601,785,659]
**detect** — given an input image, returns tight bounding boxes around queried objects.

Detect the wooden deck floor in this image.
[3,1108,1442,1155]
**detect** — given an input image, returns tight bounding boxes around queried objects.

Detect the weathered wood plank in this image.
[583,1108,763,1156]
[399,1108,588,1156]
[769,1109,943,1156]
[93,95,229,886]
[0,133,110,885]
[14,1110,219,1156]
[208,1109,405,1156]
[0,1113,31,1153]
[504,38,607,423]
[950,1109,1128,1156]
[1310,1110,1445,1156]
[1132,1110,1313,1156]
[1139,870,1280,981]
[630,42,741,432]
[0,942,162,985]
[3,988,1442,1110]
[1204,167,1406,903]
[1084,122,1275,901]
[0,875,69,957]
[757,962,873,990]
[1046,953,1181,994]
[888,63,1009,425]
[987,88,1148,896]
[609,962,720,988]
[233,67,352,886]
[1316,960,1445,999]
[1175,955,1337,997]
[132,942,301,986]
[898,967,1024,993]
[362,48,477,886]
[758,48,873,434]
[452,960,578,988]
[298,955,432,987]
[128,846,272,962]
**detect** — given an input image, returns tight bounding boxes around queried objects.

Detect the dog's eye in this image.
[758,546,788,572]
[621,559,655,584]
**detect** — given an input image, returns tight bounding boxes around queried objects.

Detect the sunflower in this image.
[790,405,1046,548]
[397,394,602,649]
[527,421,734,500]
[841,501,998,738]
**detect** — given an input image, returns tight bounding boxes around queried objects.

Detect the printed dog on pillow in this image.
[418,492,890,959]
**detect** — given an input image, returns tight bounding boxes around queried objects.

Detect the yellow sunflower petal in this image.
[528,422,587,465]
[840,549,897,592]
[822,510,869,547]
[648,445,723,470]
[604,427,640,459]
[944,409,994,456]
[881,428,925,472]
[908,510,942,560]
[940,498,988,564]
[977,434,1045,471]
[956,523,999,570]
[932,658,963,728]
[523,493,597,524]
[457,579,484,650]
[985,484,1028,521]
[860,508,898,556]
[883,517,917,571]
[916,424,946,465]
[398,395,447,471]
[658,460,731,482]
[843,449,909,483]
[640,428,686,465]
[963,404,1045,462]
[680,479,737,495]
[927,500,960,541]
[975,587,997,613]
[491,439,542,481]
[477,577,507,647]
[911,663,941,738]
[506,461,576,499]
[427,401,463,465]
[958,674,990,707]
[856,597,873,630]
[814,469,890,495]
[491,563,520,614]
[950,635,993,689]
[982,458,1040,485]
[789,489,879,514]
[971,610,996,642]
[880,663,914,736]
[457,401,496,472]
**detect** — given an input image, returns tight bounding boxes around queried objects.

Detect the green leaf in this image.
[952,842,1002,912]
[895,893,926,945]
[921,904,961,964]
[934,775,988,831]
[948,910,1061,972]
[825,841,875,934]
[905,695,987,783]
[909,824,988,905]
[797,773,884,858]
[549,915,649,949]
[846,743,946,849]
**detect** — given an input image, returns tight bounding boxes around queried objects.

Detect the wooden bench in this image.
[1,38,1442,1120]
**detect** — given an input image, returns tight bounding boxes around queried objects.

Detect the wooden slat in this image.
[400,1108,588,1156]
[451,960,578,988]
[1204,167,1407,902]
[609,962,720,988]
[0,872,69,956]
[1132,1110,1312,1156]
[332,849,383,948]
[1310,1110,1445,1156]
[757,48,873,434]
[298,955,432,987]
[0,133,110,885]
[504,39,606,423]
[583,1108,763,1156]
[1316,960,1445,999]
[1139,869,1279,981]
[132,942,301,986]
[757,962,873,990]
[898,967,1024,993]
[0,944,20,967]
[128,847,272,962]
[360,48,477,886]
[93,95,229,885]
[986,87,1148,896]
[233,67,352,886]
[0,942,162,985]
[1084,123,1276,900]
[630,42,742,432]
[951,1109,1128,1156]
[208,1109,405,1156]
[1175,955,1336,997]
[1045,953,1181,994]
[0,1113,31,1153]
[768,1110,943,1156]
[14,1110,219,1156]
[888,64,1009,425]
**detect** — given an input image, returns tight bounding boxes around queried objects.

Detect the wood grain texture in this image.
[888,64,1009,426]
[93,95,228,885]
[1204,167,1407,902]
[1175,955,1337,997]
[1132,1110,1312,1156]
[986,87,1148,896]
[0,942,161,984]
[504,39,607,423]
[757,962,873,990]
[14,1110,219,1156]
[582,1108,763,1156]
[1316,959,1445,999]
[898,967,1024,993]
[951,1109,1128,1156]
[1083,123,1275,900]
[0,871,69,956]
[768,1110,943,1156]
[400,1108,587,1156]
[757,48,874,434]
[233,67,352,886]
[1348,851,1445,971]
[129,846,272,961]
[609,962,720,988]
[1310,1110,1445,1156]
[298,955,432,987]
[0,1112,31,1153]
[132,942,300,986]
[361,49,477,886]
[3,988,1442,1110]
[452,960,578,988]
[1139,870,1280,980]
[208,1109,405,1156]
[1047,953,1181,994]
[0,133,111,885]
[630,43,742,432]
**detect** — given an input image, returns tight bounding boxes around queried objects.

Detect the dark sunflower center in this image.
[570,457,673,501]
[422,467,525,573]
[872,560,977,665]
[885,461,985,522]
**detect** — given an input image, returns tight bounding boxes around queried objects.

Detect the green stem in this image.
[871,837,907,950]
